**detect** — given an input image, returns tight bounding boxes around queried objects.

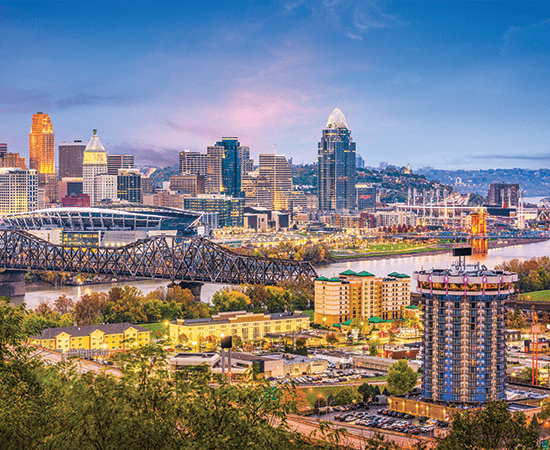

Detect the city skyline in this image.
[1,1,550,170]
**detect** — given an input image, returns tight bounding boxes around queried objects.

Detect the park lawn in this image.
[522,290,550,302]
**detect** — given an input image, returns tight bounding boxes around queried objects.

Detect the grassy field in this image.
[331,242,442,259]
[302,310,314,321]
[521,290,550,302]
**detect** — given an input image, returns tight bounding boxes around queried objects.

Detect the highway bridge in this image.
[0,230,318,297]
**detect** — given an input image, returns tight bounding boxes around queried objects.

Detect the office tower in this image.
[356,185,377,212]
[242,172,272,208]
[117,169,142,203]
[141,177,154,195]
[258,154,292,210]
[0,143,7,153]
[179,151,207,176]
[170,174,205,197]
[0,168,38,214]
[82,130,108,206]
[107,155,135,176]
[239,146,254,175]
[356,155,365,169]
[0,152,26,169]
[314,271,410,327]
[317,108,356,211]
[59,141,86,178]
[39,173,59,203]
[29,112,54,174]
[487,183,519,207]
[206,144,224,194]
[416,260,517,404]
[219,137,241,196]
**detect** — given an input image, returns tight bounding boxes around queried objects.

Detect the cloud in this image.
[111,144,179,167]
[165,120,222,140]
[500,19,550,56]
[0,88,52,113]
[474,153,550,161]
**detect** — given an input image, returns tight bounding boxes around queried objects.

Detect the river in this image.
[18,239,550,310]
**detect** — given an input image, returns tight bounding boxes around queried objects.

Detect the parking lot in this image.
[315,405,448,437]
[271,368,385,386]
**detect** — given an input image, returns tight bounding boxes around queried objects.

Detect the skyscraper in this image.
[258,154,292,210]
[239,146,254,175]
[0,168,38,214]
[117,169,142,203]
[218,137,241,197]
[107,155,135,175]
[0,143,7,153]
[179,151,207,176]
[206,144,224,194]
[83,130,109,206]
[29,112,55,174]
[59,141,86,178]
[317,108,356,211]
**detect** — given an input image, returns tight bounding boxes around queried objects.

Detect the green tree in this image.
[436,401,538,450]
[325,332,338,348]
[387,359,417,395]
[358,382,376,402]
[73,291,108,325]
[212,289,250,313]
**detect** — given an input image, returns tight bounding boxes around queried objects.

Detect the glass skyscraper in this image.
[317,108,356,211]
[217,137,241,197]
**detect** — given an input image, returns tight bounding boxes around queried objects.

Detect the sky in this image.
[1,1,550,170]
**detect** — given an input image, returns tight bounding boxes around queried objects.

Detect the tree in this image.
[325,332,338,348]
[436,401,538,450]
[334,387,360,406]
[387,359,417,395]
[73,292,108,325]
[53,294,74,315]
[358,382,376,402]
[212,290,249,313]
[368,338,381,356]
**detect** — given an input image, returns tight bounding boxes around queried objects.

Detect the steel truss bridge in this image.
[0,230,318,285]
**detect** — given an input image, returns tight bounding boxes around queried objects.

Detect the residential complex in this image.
[30,323,151,354]
[317,108,356,211]
[415,262,517,404]
[314,270,410,327]
[169,310,310,343]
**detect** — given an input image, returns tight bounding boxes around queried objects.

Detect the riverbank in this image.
[320,238,548,266]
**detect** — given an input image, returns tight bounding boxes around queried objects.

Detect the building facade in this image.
[170,311,310,343]
[29,112,54,174]
[317,108,356,211]
[82,130,109,206]
[30,323,151,354]
[0,168,38,214]
[107,154,135,176]
[59,141,86,178]
[314,270,410,327]
[179,151,208,176]
[117,168,142,203]
[258,154,292,210]
[0,151,26,169]
[184,195,244,228]
[356,184,377,212]
[415,262,517,404]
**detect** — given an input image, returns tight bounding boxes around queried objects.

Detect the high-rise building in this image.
[416,260,517,404]
[314,270,410,327]
[242,172,272,208]
[29,112,54,174]
[239,146,254,175]
[170,174,205,197]
[117,169,142,203]
[356,185,377,212]
[107,155,135,176]
[59,177,83,198]
[59,141,86,178]
[317,109,356,211]
[0,168,38,214]
[82,130,108,206]
[487,183,519,207]
[179,151,207,176]
[0,143,7,153]
[94,174,118,204]
[356,155,365,169]
[0,152,26,169]
[258,154,292,210]
[206,144,224,194]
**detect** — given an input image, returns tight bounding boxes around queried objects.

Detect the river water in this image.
[19,239,550,310]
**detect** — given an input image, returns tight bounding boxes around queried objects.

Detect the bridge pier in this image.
[0,270,26,298]
[175,281,203,302]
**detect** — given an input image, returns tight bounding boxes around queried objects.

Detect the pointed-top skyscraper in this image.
[83,130,113,206]
[317,108,356,211]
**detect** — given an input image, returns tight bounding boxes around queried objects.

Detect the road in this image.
[30,347,122,377]
[286,415,437,449]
